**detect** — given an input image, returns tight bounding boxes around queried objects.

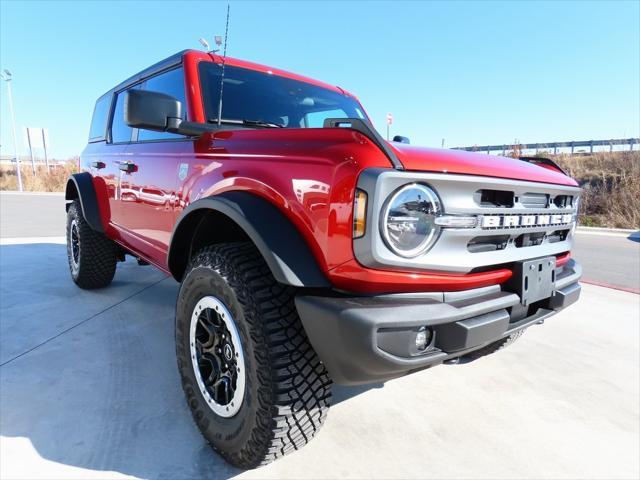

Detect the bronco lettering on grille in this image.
[480,213,573,229]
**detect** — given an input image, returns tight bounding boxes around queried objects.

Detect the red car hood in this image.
[390,144,577,187]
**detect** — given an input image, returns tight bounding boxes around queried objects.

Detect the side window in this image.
[138,67,187,141]
[111,90,134,143]
[89,94,111,142]
[304,108,349,128]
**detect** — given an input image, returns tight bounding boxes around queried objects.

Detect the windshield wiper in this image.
[208,118,284,128]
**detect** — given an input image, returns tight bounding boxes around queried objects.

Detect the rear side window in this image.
[88,94,111,142]
[111,90,134,143]
[138,67,186,142]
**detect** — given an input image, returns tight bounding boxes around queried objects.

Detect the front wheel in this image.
[175,242,332,469]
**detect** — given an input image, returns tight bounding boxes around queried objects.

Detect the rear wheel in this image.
[66,200,117,289]
[175,242,332,469]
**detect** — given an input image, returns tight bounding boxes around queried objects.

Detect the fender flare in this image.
[168,191,330,288]
[65,172,105,233]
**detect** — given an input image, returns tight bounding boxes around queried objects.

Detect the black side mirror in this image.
[125,89,182,131]
[393,135,410,144]
[124,89,212,137]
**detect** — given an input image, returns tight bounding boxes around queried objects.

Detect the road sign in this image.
[386,113,393,125]
[22,127,50,173]
[25,127,45,148]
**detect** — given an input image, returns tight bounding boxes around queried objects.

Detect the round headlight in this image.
[381,184,441,258]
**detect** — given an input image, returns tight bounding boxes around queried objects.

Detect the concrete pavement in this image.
[1,192,639,478]
[0,239,638,479]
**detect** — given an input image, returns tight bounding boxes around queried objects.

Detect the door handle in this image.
[118,162,137,173]
[91,161,106,169]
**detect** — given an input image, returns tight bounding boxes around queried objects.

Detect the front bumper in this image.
[296,259,581,385]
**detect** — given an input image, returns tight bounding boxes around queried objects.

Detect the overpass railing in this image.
[453,138,638,155]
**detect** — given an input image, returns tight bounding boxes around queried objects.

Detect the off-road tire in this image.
[175,242,332,469]
[464,330,525,361]
[66,200,117,289]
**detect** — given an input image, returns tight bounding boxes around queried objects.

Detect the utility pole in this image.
[1,70,23,191]
[26,128,36,175]
[42,128,49,172]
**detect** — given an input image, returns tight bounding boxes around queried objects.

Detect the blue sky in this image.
[1,0,638,159]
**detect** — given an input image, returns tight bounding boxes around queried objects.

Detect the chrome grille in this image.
[355,169,581,274]
[520,192,549,208]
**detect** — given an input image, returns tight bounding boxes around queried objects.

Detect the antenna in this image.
[216,3,230,127]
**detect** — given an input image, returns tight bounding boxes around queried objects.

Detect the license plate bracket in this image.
[511,256,556,306]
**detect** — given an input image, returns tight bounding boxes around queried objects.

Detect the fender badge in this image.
[178,163,189,181]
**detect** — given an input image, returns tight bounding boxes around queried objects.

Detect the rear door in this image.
[107,85,139,229]
[114,66,192,266]
[81,91,127,234]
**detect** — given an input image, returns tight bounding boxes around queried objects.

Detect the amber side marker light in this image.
[353,189,368,238]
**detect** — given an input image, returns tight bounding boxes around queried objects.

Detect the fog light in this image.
[415,326,432,351]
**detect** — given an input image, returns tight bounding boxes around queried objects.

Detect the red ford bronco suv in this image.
[66,50,582,468]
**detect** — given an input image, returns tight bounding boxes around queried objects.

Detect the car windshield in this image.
[199,63,366,128]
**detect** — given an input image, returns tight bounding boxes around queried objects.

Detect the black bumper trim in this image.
[296,259,582,385]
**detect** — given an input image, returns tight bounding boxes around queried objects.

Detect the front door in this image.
[114,66,190,267]
[116,141,186,265]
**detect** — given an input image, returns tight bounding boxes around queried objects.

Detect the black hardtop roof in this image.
[98,50,189,100]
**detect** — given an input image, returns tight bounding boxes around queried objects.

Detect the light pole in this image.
[1,69,22,191]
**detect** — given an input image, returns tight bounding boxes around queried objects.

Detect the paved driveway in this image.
[0,238,638,479]
[1,192,639,479]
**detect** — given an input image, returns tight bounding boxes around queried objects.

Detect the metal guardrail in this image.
[453,138,639,155]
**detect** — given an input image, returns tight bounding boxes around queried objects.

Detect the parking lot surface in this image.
[0,193,639,479]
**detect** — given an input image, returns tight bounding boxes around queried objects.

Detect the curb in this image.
[576,226,637,234]
[582,279,640,295]
[0,236,66,245]
[575,227,639,239]
[0,191,65,196]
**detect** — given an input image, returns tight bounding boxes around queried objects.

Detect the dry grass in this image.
[0,160,78,192]
[499,148,638,229]
[553,151,639,229]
